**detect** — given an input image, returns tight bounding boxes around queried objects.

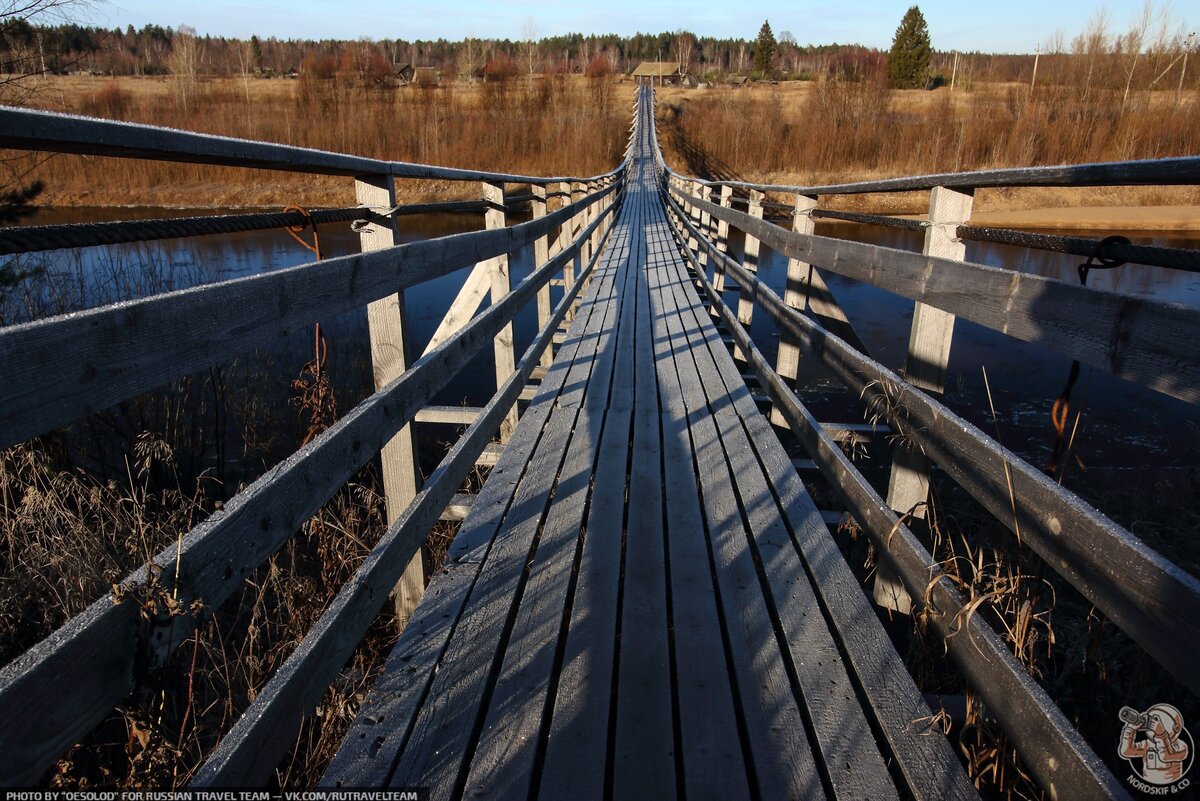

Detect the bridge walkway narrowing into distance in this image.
[2,81,1198,801]
[324,87,978,800]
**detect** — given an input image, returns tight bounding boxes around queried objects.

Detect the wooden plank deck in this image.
[324,89,978,800]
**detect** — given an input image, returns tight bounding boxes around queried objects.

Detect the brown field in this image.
[3,73,627,207]
[651,79,1200,225]
[4,74,1198,226]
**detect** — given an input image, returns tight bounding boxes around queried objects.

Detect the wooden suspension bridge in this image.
[0,85,1198,799]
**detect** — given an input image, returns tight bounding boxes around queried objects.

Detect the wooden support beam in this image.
[414,406,485,425]
[484,181,519,441]
[562,182,580,314]
[356,174,425,630]
[422,264,490,356]
[439,493,475,522]
[474,441,505,468]
[877,186,973,614]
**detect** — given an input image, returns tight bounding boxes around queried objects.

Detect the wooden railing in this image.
[647,87,1200,801]
[0,105,632,785]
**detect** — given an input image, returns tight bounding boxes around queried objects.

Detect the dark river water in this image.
[11,206,1200,531]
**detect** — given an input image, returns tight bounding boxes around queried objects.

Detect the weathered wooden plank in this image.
[438,493,475,522]
[460,189,630,801]
[675,185,1200,405]
[666,190,1200,700]
[688,155,1200,196]
[648,229,751,800]
[712,184,734,295]
[537,183,642,801]
[474,441,505,467]
[650,215,821,800]
[413,406,485,425]
[421,263,492,356]
[385,221,627,799]
[0,198,618,788]
[533,184,554,368]
[772,193,817,427]
[0,106,625,184]
[736,189,765,332]
[665,211,979,800]
[322,224,622,789]
[610,195,675,801]
[661,244,902,800]
[0,184,617,452]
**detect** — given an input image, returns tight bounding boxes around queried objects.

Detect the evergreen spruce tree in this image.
[887,6,932,89]
[754,20,776,77]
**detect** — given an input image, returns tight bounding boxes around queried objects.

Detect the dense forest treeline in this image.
[6,16,1191,90]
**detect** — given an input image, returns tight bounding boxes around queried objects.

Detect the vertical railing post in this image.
[532,183,553,368]
[712,185,733,298]
[696,183,713,271]
[564,181,580,298]
[685,180,703,260]
[770,192,818,427]
[356,174,424,629]
[876,185,974,614]
[735,189,766,361]
[483,180,519,441]
[588,179,603,264]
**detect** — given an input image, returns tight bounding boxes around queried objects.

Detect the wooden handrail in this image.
[0,194,545,256]
[0,105,623,185]
[670,184,1200,406]
[0,190,623,786]
[0,181,621,451]
[661,187,1200,700]
[663,155,1200,196]
[192,202,617,785]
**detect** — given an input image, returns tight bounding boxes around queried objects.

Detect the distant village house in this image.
[631,61,681,86]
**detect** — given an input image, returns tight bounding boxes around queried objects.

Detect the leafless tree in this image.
[672,30,695,75]
[235,38,255,104]
[519,17,541,75]
[779,30,803,75]
[170,24,203,113]
[457,37,484,81]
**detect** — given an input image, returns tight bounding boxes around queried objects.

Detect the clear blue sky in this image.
[89,0,1190,54]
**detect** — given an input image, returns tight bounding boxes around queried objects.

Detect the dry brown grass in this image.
[4,74,627,207]
[654,80,1200,219]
